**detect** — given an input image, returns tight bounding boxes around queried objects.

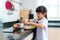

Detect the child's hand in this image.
[24,21,30,24]
[23,19,30,24]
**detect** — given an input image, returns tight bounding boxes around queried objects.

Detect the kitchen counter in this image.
[3,27,33,40]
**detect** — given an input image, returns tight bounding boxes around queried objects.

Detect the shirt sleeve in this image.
[41,20,48,30]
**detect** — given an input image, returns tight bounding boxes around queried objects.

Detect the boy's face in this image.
[36,12,45,20]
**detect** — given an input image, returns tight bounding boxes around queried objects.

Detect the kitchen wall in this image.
[1,0,60,22]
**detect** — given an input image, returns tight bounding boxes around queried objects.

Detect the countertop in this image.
[3,27,33,40]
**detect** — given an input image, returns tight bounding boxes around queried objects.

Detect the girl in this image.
[24,6,48,40]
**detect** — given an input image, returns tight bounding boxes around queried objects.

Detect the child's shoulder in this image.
[43,17,48,21]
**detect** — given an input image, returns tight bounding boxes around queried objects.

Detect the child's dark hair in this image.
[36,6,47,18]
[13,28,21,33]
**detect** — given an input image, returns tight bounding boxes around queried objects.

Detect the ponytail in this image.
[45,14,47,18]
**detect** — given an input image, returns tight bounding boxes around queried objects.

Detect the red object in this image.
[5,1,13,10]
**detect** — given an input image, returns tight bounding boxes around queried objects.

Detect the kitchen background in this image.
[0,0,60,40]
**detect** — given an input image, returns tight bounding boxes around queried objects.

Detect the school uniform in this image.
[33,17,48,40]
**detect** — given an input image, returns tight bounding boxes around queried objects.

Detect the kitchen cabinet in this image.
[20,10,29,20]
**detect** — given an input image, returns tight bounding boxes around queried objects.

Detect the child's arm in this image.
[30,22,45,28]
[24,22,45,28]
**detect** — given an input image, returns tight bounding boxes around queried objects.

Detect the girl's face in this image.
[37,12,45,20]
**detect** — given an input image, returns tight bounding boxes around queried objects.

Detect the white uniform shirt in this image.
[35,17,48,40]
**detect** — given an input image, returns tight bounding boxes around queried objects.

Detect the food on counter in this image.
[13,23,20,29]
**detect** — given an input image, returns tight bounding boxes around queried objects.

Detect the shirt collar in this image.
[37,17,46,23]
